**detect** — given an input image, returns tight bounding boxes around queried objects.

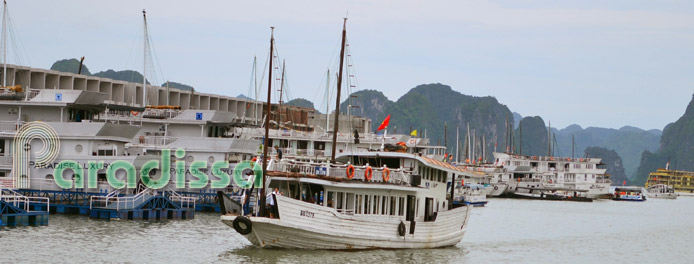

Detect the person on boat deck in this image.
[266,188,280,218]
[274,145,283,160]
[242,170,255,216]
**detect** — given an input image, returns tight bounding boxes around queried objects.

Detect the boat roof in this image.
[337,151,485,178]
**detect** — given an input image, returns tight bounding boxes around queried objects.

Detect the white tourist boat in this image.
[219,151,473,249]
[219,20,473,249]
[646,184,677,199]
[493,152,612,199]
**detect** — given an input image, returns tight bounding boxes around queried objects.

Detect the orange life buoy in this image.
[383,167,390,182]
[346,165,355,179]
[364,166,373,181]
[131,110,139,116]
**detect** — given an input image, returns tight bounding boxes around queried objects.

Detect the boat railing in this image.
[141,109,183,119]
[0,182,50,213]
[89,185,152,210]
[25,88,41,101]
[273,160,411,185]
[0,121,23,133]
[164,185,196,209]
[133,135,179,146]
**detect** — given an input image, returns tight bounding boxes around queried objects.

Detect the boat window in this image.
[373,195,379,215]
[424,197,435,222]
[345,193,354,214]
[416,198,420,218]
[327,191,335,208]
[364,195,370,214]
[406,195,416,221]
[355,194,362,214]
[336,192,344,210]
[390,196,396,216]
[382,196,388,215]
[398,197,405,216]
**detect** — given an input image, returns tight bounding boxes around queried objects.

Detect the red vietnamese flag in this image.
[377,114,391,130]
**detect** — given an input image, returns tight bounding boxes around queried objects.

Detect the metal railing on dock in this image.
[1,183,50,213]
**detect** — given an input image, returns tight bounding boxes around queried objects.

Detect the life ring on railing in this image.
[232,216,252,235]
[383,167,390,182]
[131,110,139,116]
[365,166,373,181]
[346,165,355,179]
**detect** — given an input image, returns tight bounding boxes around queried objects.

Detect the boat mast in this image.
[278,60,285,129]
[572,134,575,159]
[519,119,523,155]
[547,121,551,157]
[254,56,258,125]
[456,126,459,163]
[142,9,148,107]
[330,18,348,163]
[325,69,330,133]
[260,27,275,216]
[2,0,7,87]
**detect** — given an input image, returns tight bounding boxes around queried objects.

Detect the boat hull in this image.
[222,196,472,249]
[648,193,677,199]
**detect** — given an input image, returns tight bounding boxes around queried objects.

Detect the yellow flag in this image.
[410,129,417,136]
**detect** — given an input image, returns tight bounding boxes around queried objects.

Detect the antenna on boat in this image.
[260,26,275,217]
[2,0,7,87]
[330,18,348,163]
[571,134,575,159]
[325,69,330,133]
[519,119,522,155]
[142,9,148,107]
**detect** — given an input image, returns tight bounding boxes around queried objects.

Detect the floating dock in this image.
[88,188,196,220]
[1,187,50,228]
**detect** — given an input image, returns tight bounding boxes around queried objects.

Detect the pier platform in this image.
[1,187,50,229]
[89,188,196,220]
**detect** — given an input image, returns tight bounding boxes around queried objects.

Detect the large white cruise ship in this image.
[491,152,612,199]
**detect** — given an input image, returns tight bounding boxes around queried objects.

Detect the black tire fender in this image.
[398,221,406,237]
[233,216,253,235]
[494,186,499,190]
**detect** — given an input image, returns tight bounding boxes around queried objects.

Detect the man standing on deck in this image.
[274,145,283,160]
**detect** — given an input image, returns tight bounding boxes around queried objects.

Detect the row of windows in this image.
[327,191,409,216]
[421,164,446,183]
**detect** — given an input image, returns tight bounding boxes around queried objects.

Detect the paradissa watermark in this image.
[52,148,264,190]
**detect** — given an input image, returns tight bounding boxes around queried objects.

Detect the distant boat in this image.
[613,187,646,202]
[646,184,677,200]
[505,186,593,202]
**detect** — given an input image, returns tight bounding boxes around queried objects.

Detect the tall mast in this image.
[456,126,459,163]
[260,27,275,216]
[325,69,330,132]
[547,121,551,157]
[142,9,148,107]
[253,56,258,125]
[466,123,471,162]
[444,122,448,154]
[278,60,285,128]
[572,134,575,159]
[519,119,523,155]
[505,114,509,153]
[2,0,6,87]
[330,18,348,163]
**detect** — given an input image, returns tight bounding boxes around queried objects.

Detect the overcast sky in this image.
[6,0,694,130]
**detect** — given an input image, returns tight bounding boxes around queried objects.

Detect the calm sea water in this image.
[2,197,694,263]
